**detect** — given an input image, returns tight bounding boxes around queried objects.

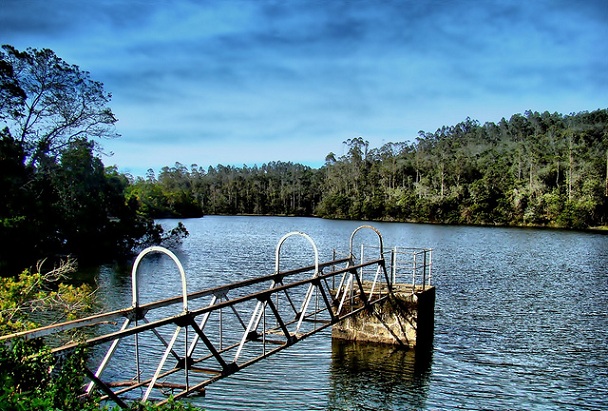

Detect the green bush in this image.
[0,339,202,410]
[0,266,202,410]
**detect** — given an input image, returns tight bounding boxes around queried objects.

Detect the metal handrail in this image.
[275,231,319,276]
[0,257,351,343]
[349,224,384,258]
[132,246,188,312]
[390,246,433,291]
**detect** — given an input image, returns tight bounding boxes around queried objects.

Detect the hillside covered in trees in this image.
[130,109,608,230]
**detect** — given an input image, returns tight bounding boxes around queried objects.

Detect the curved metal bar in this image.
[349,225,384,258]
[275,231,320,277]
[274,231,321,336]
[131,246,188,312]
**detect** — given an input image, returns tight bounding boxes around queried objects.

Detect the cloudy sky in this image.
[1,0,606,176]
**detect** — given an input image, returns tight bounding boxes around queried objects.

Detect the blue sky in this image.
[1,0,606,176]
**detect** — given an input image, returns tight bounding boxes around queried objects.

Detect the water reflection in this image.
[328,340,432,411]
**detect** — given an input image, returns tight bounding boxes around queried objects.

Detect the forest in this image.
[132,109,608,230]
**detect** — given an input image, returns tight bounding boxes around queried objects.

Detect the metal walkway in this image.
[0,225,432,408]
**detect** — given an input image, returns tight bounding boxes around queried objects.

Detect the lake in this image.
[94,216,608,410]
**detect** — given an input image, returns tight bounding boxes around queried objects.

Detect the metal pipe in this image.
[275,231,319,277]
[143,326,182,401]
[422,249,427,290]
[86,317,132,394]
[349,225,384,257]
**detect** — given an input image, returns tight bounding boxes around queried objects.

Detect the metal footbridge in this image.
[0,225,432,408]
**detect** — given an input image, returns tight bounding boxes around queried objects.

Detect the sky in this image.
[1,0,607,177]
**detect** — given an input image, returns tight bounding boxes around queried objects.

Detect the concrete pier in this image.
[331,284,435,349]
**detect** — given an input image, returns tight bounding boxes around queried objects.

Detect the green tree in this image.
[0,45,188,272]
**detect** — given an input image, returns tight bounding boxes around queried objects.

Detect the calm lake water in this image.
[94,216,608,410]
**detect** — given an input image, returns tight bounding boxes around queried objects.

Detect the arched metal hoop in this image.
[349,225,385,258]
[131,246,188,312]
[275,231,320,276]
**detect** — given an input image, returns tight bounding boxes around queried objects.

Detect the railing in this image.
[332,225,390,315]
[389,247,433,292]
[0,226,395,408]
[353,244,432,293]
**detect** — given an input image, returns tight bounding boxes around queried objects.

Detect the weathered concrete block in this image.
[331,285,435,349]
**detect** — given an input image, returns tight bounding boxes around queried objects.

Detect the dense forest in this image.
[131,109,608,229]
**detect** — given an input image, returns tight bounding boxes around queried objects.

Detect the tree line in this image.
[132,109,608,229]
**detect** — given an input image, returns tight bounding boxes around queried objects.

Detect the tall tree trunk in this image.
[605,149,608,197]
[568,136,573,201]
[529,161,533,193]
[439,163,445,198]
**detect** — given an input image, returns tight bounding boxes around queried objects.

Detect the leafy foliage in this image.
[0,44,119,166]
[0,267,202,410]
[0,259,95,335]
[0,263,98,409]
[0,132,187,272]
[0,339,92,411]
[0,339,202,410]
